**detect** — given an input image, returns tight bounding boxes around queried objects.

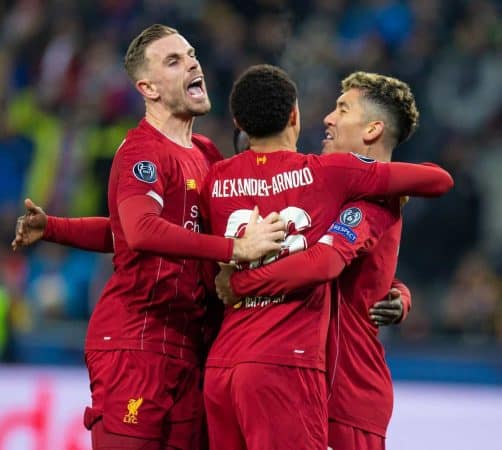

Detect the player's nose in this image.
[323,112,335,127]
[187,56,200,72]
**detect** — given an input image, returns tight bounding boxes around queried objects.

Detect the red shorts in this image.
[84,350,204,449]
[328,420,385,450]
[204,363,327,450]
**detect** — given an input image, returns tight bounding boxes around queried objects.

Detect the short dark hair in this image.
[230,64,297,138]
[342,71,419,147]
[124,24,178,82]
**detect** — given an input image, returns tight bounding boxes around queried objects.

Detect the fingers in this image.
[16,215,24,235]
[218,262,235,270]
[264,220,286,234]
[12,217,25,251]
[248,206,259,225]
[369,299,403,326]
[259,240,282,255]
[24,198,42,215]
[371,316,394,327]
[216,287,239,306]
[268,230,286,243]
[370,308,401,316]
[233,208,286,261]
[247,207,285,231]
[388,288,401,299]
[215,264,238,305]
[371,300,402,310]
[369,311,400,326]
[11,234,24,251]
[262,210,281,224]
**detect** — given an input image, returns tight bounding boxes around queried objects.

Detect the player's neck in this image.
[249,134,297,153]
[145,109,194,148]
[366,145,392,162]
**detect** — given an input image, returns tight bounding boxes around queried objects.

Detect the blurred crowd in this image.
[0,0,501,364]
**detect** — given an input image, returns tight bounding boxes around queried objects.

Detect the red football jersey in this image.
[85,119,222,363]
[226,198,406,437]
[201,149,400,370]
[327,199,403,437]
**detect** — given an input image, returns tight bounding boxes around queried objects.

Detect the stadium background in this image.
[0,0,500,448]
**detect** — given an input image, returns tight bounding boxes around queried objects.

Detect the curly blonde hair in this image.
[342,71,419,147]
[124,24,178,82]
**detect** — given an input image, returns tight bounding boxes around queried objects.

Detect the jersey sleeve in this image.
[316,152,454,200]
[43,216,113,252]
[230,243,346,297]
[391,278,412,322]
[115,142,167,206]
[118,194,234,261]
[322,200,399,264]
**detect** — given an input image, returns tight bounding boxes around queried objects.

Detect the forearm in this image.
[385,162,454,197]
[119,195,234,262]
[43,216,114,252]
[231,244,346,297]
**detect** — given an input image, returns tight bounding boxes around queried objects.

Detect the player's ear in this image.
[289,103,299,126]
[364,120,384,143]
[232,118,242,130]
[136,78,160,100]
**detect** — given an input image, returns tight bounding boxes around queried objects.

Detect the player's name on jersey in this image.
[242,295,285,308]
[211,168,314,198]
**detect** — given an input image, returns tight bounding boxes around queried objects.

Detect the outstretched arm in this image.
[12,197,287,263]
[12,198,114,253]
[321,153,454,200]
[385,162,454,198]
[229,243,345,299]
[118,195,286,263]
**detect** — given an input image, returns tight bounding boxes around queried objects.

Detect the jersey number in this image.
[225,207,312,268]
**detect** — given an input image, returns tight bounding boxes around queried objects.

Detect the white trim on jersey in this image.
[147,190,164,208]
[318,234,334,246]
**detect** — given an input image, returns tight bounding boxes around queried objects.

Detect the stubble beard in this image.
[190,97,211,117]
[169,95,211,119]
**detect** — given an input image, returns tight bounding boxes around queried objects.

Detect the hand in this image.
[11,198,48,251]
[232,206,286,262]
[215,264,241,306]
[369,288,404,327]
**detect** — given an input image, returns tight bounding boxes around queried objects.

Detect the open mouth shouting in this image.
[187,76,205,99]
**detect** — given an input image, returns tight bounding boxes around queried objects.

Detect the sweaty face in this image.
[321,88,369,155]
[143,34,211,117]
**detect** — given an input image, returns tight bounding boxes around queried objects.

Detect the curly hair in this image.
[124,24,178,82]
[342,72,419,147]
[230,64,298,138]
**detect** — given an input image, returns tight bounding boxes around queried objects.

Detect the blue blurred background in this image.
[0,0,501,448]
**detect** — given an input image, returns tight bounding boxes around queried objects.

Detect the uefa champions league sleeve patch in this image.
[133,161,157,183]
[328,222,357,243]
[339,207,363,228]
[350,152,376,163]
